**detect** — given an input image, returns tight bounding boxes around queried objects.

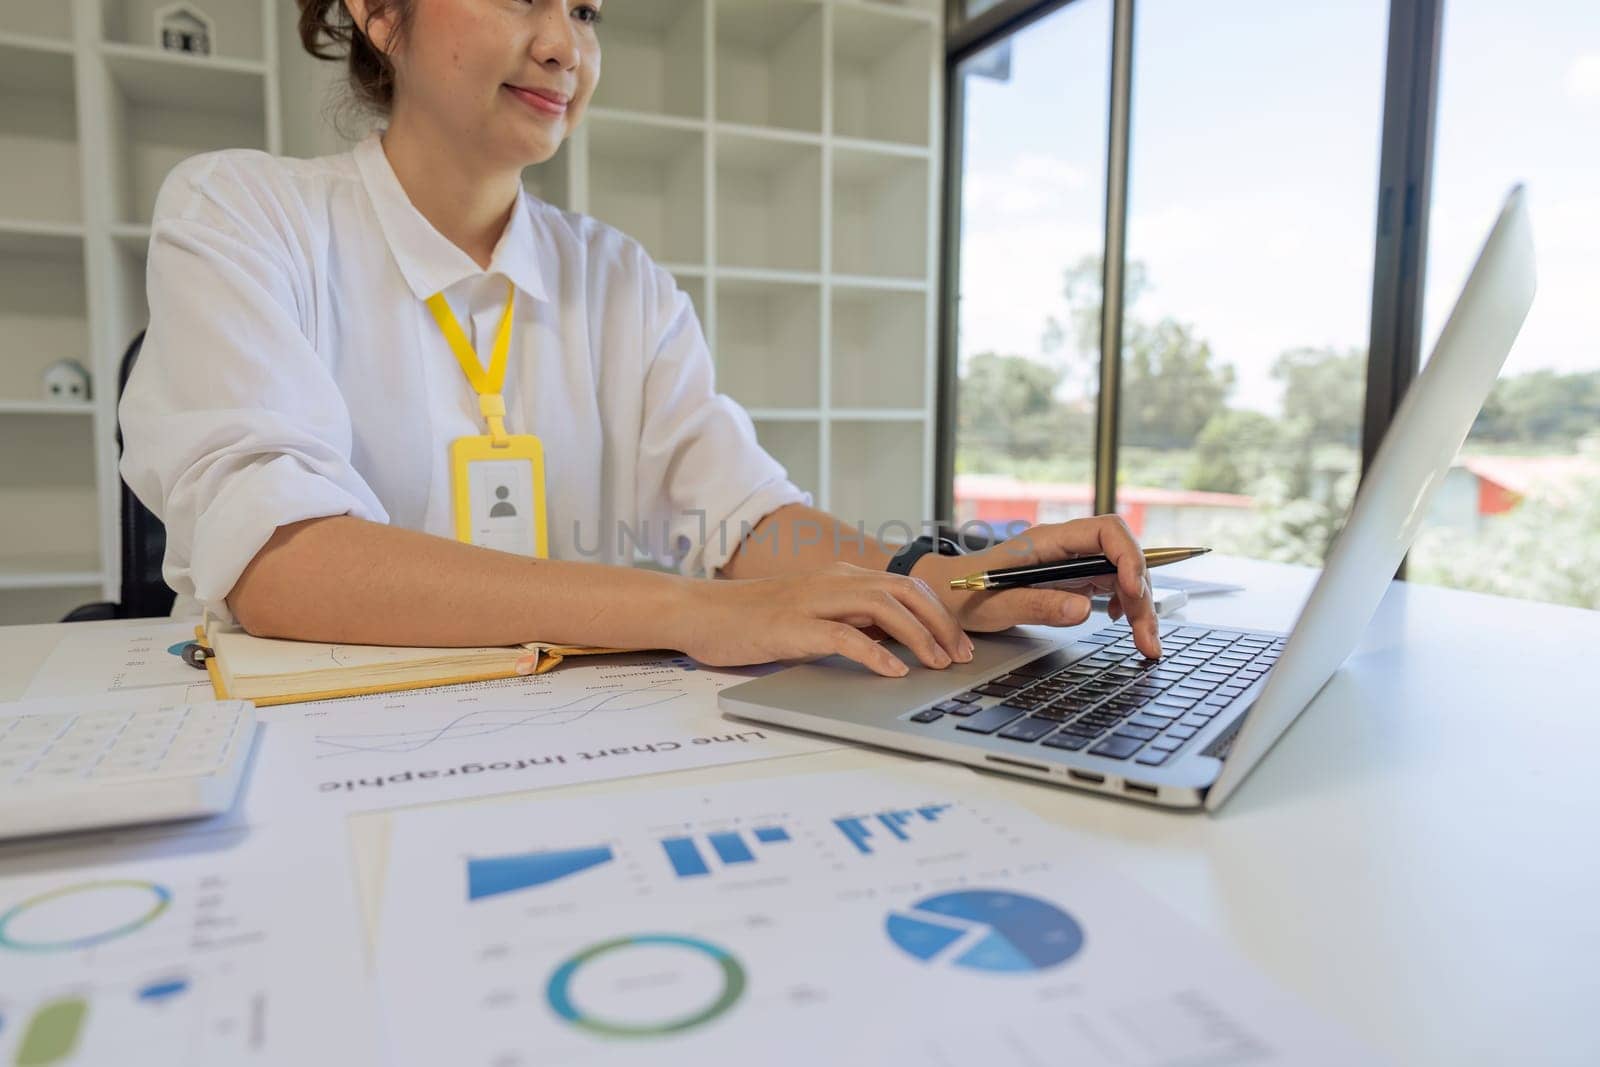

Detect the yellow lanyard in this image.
[425,280,517,446]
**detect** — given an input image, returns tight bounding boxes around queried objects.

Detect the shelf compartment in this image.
[715,276,821,410]
[832,147,929,280]
[0,401,95,416]
[716,132,822,272]
[589,0,705,118]
[0,220,84,260]
[522,137,572,209]
[715,0,825,133]
[676,275,708,329]
[829,419,925,535]
[0,417,101,608]
[111,66,268,225]
[752,417,821,501]
[830,286,926,409]
[0,555,104,592]
[103,43,268,116]
[101,0,267,63]
[588,116,705,265]
[835,0,942,16]
[833,4,935,146]
[0,12,72,44]
[0,42,81,226]
[0,249,90,406]
[0,34,75,94]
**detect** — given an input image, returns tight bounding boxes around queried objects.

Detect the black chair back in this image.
[62,331,177,621]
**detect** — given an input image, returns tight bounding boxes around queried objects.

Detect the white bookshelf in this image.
[1,0,939,622]
[0,0,280,624]
[388,0,946,547]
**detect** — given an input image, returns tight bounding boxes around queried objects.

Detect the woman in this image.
[119,0,1162,676]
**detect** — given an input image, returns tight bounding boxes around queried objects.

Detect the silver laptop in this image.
[721,187,1536,811]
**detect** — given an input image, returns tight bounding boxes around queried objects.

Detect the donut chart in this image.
[546,934,745,1038]
[0,880,172,953]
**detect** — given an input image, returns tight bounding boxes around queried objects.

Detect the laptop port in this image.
[1067,769,1105,785]
[1122,781,1159,798]
[985,755,1050,775]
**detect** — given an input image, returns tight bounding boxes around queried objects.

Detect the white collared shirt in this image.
[120,134,808,620]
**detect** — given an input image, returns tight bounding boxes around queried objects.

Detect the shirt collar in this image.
[353,133,547,304]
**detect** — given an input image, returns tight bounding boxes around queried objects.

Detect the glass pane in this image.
[963,0,1010,18]
[951,0,1110,539]
[1117,1,1387,561]
[1408,1,1600,609]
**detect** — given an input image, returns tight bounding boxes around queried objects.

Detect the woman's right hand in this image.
[675,563,976,677]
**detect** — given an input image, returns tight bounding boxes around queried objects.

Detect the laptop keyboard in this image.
[906,621,1284,767]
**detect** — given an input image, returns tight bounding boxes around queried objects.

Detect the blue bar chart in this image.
[660,826,791,878]
[834,805,951,855]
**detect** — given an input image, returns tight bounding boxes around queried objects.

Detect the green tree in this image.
[957,352,1088,463]
[1044,257,1236,450]
[1471,369,1600,446]
[1273,347,1365,448]
[1410,470,1600,610]
[1185,410,1283,494]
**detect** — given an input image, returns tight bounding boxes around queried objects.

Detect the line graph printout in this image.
[242,656,836,818]
[0,822,378,1067]
[375,766,1379,1067]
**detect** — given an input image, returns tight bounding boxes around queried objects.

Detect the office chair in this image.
[62,330,178,621]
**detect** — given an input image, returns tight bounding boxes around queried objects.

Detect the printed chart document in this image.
[0,822,379,1067]
[374,767,1379,1067]
[242,655,836,817]
[24,622,214,703]
[22,627,837,817]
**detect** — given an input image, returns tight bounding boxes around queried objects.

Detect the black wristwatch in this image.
[886,534,964,577]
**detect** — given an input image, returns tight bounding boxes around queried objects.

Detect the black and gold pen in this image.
[948,547,1210,592]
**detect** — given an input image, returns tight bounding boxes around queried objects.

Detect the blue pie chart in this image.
[886,889,1083,973]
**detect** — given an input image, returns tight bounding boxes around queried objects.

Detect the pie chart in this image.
[886,889,1084,973]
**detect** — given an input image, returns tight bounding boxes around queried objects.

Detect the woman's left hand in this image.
[910,516,1162,659]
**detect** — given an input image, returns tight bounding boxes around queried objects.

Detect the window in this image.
[1116,0,1388,560]
[1406,0,1600,609]
[943,0,1596,612]
[951,0,1111,536]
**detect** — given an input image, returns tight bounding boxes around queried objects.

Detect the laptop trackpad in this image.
[724,630,1064,715]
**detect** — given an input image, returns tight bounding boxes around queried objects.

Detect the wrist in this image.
[908,552,972,616]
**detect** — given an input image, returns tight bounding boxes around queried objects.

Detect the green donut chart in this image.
[545,934,745,1038]
[0,880,172,953]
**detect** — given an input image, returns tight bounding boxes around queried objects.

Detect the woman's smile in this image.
[504,83,571,117]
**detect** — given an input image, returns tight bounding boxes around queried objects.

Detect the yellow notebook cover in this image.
[193,622,634,708]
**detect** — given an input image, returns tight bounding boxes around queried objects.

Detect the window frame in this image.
[936,0,1446,566]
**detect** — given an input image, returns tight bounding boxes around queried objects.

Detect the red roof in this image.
[955,473,1253,509]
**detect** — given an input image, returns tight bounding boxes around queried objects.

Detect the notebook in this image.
[194,619,634,707]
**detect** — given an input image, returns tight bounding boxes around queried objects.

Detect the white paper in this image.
[23,622,215,703]
[0,821,379,1067]
[241,655,838,818]
[374,766,1379,1067]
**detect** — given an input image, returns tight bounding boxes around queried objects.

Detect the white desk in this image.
[2,556,1595,1065]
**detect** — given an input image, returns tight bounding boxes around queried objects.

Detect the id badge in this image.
[450,434,550,558]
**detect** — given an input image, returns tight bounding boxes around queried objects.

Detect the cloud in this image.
[1566,53,1600,99]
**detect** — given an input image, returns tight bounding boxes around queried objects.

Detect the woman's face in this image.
[380,0,602,168]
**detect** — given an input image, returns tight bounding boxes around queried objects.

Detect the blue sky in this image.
[957,0,1599,414]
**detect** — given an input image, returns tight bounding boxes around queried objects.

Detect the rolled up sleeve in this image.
[119,156,388,620]
[633,265,810,577]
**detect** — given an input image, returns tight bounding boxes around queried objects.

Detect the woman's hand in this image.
[675,563,975,678]
[912,516,1163,659]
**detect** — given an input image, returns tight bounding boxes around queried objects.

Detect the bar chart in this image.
[660,826,791,879]
[832,805,951,856]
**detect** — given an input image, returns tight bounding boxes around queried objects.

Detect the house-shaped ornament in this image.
[156,4,215,57]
